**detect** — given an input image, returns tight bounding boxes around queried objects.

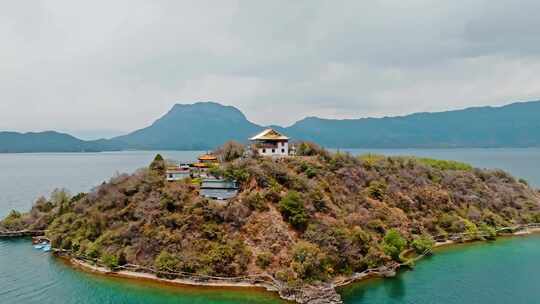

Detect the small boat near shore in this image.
[32,237,51,252]
[33,243,45,250]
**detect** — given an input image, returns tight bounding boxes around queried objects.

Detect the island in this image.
[1,138,540,303]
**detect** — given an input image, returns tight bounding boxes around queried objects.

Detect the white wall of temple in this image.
[257,141,289,156]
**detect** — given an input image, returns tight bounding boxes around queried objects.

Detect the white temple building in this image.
[249,128,289,157]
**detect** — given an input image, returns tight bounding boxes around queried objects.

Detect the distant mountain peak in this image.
[113,101,262,150]
[2,100,540,152]
[166,101,248,120]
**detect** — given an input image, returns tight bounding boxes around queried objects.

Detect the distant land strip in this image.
[1,100,540,152]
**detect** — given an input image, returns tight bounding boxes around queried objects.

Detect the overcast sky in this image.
[1,1,540,139]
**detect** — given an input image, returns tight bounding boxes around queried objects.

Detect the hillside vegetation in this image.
[2,144,540,293]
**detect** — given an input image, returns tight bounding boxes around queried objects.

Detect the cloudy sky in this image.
[1,1,540,139]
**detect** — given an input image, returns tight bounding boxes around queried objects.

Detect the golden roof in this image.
[198,154,218,161]
[250,128,289,141]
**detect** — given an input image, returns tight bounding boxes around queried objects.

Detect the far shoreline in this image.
[2,146,540,155]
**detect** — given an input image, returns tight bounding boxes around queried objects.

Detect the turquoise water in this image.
[341,235,540,304]
[0,238,284,304]
[0,149,539,303]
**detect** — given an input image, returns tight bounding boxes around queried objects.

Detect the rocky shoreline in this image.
[68,227,540,304]
[66,255,344,303]
[62,253,405,304]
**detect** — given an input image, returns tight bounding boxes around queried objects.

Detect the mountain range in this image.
[1,100,540,153]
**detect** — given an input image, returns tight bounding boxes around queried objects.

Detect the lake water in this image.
[0,238,284,304]
[0,151,204,218]
[0,148,539,303]
[341,234,540,304]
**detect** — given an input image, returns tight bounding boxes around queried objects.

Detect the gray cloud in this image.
[1,0,539,137]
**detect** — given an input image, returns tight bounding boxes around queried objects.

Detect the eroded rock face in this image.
[280,285,343,304]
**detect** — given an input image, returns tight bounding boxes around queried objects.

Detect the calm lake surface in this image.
[0,148,539,303]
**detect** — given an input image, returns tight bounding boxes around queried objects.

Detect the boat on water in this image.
[33,241,50,251]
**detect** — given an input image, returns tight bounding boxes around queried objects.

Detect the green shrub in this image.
[411,235,435,254]
[329,152,357,170]
[154,251,180,278]
[305,167,318,179]
[367,180,387,201]
[60,237,73,250]
[299,161,318,178]
[256,252,273,269]
[479,223,497,240]
[201,240,250,276]
[363,247,387,268]
[279,191,309,230]
[160,194,177,212]
[0,210,24,230]
[101,253,119,270]
[309,191,327,212]
[70,192,87,204]
[382,229,406,261]
[208,166,225,178]
[86,242,101,259]
[244,192,268,211]
[416,158,472,171]
[291,241,328,281]
[295,142,328,157]
[367,219,386,234]
[438,213,457,229]
[224,168,250,184]
[464,219,479,239]
[359,154,385,169]
[150,154,166,173]
[202,223,224,240]
[71,241,81,252]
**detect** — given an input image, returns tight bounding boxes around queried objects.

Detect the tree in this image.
[479,223,497,240]
[51,188,72,215]
[295,141,328,158]
[291,241,328,281]
[216,141,245,162]
[383,229,407,261]
[279,191,309,230]
[150,154,166,175]
[256,252,273,269]
[101,253,119,270]
[148,154,166,187]
[411,235,435,254]
[367,180,387,201]
[154,250,180,279]
[0,210,24,231]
